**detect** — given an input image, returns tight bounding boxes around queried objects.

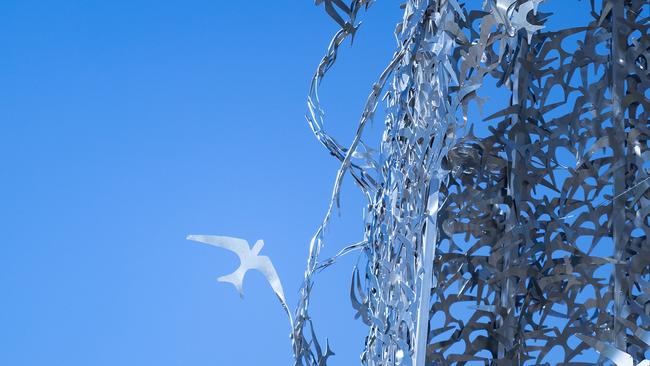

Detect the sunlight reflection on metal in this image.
[191,0,650,364]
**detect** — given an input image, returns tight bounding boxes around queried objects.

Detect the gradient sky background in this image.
[1,1,591,365]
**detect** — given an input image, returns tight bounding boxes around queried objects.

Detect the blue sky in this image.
[1,1,592,365]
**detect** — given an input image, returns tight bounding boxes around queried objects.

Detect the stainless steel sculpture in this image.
[191,0,649,364]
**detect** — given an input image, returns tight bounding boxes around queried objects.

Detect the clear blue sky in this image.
[0,1,590,365]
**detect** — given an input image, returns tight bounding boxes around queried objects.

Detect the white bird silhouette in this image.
[187,235,287,308]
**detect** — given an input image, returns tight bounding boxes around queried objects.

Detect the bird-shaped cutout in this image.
[576,334,650,366]
[187,235,288,311]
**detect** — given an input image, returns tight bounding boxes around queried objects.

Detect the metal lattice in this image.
[191,0,650,364]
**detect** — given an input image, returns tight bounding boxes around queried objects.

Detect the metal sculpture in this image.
[191,0,650,364]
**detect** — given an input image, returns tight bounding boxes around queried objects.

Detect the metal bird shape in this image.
[187,235,287,307]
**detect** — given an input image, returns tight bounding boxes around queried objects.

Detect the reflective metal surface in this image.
[192,1,650,364]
